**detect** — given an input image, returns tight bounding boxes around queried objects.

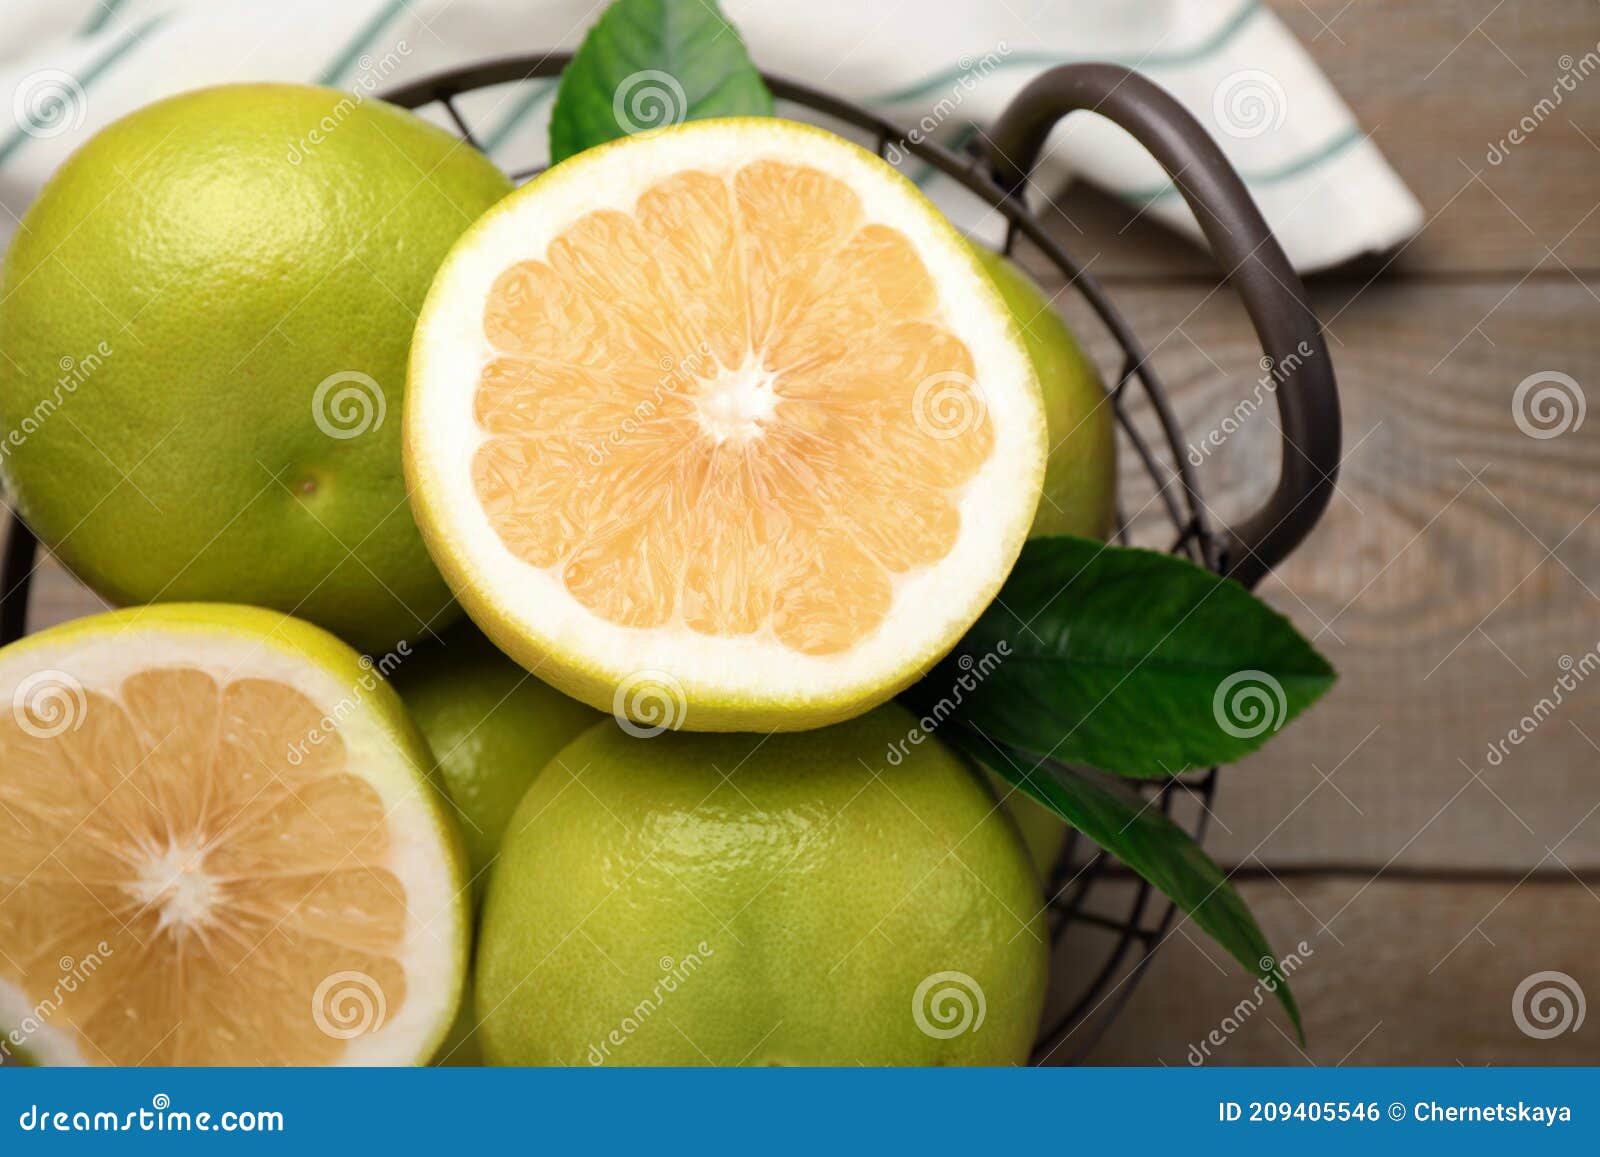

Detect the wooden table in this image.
[6,0,1597,1067]
[1040,0,1600,1064]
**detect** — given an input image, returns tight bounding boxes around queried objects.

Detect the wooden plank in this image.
[1026,263,1600,870]
[6,274,1599,871]
[1062,875,1600,1065]
[1041,0,1600,277]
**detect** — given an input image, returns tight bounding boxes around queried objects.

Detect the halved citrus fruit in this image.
[0,605,468,1066]
[406,118,1046,731]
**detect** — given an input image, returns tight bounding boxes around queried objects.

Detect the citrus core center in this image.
[693,358,778,445]
[0,664,415,1064]
[470,160,996,653]
[131,841,221,931]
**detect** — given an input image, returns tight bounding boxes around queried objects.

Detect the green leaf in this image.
[956,730,1304,1040]
[902,536,1335,776]
[550,0,774,164]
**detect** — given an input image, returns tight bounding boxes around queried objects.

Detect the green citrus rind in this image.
[0,84,513,654]
[475,703,1050,1065]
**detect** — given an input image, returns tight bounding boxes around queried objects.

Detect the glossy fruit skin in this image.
[972,245,1118,541]
[476,703,1049,1066]
[0,84,512,654]
[984,768,1067,876]
[394,626,602,1067]
[394,625,604,889]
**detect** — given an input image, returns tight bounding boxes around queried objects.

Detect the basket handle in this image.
[985,63,1340,588]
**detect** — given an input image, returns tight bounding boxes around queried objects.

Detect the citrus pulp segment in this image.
[406,118,1047,731]
[0,605,468,1066]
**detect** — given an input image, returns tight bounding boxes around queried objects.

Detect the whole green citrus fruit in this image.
[986,768,1069,876]
[476,703,1049,1066]
[394,625,603,888]
[0,84,512,653]
[394,626,601,1067]
[972,244,1117,541]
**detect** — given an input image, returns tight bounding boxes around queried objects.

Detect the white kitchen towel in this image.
[0,0,1422,272]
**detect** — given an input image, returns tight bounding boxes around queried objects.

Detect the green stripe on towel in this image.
[481,79,559,156]
[0,12,170,168]
[868,0,1263,106]
[1124,124,1365,202]
[314,0,410,87]
[78,0,130,38]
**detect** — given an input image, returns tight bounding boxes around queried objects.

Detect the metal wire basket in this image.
[383,55,1341,1064]
[0,58,1341,1065]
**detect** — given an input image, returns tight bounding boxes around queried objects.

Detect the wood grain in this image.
[1013,0,1600,873]
[4,0,1592,873]
[1030,265,1600,871]
[8,268,1599,871]
[0,0,1595,1070]
[1063,875,1600,1065]
[1043,0,1600,278]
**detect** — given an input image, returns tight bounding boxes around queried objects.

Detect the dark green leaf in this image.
[550,0,773,163]
[902,536,1335,776]
[957,729,1304,1040]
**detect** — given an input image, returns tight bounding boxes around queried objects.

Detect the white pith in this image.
[408,119,1046,717]
[132,841,222,932]
[694,354,780,445]
[0,624,462,1067]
